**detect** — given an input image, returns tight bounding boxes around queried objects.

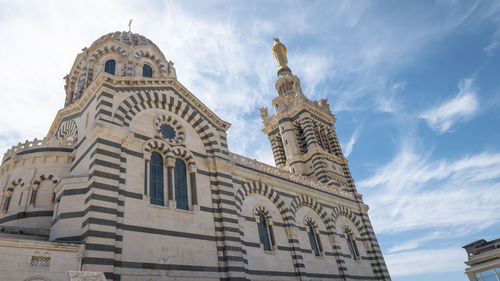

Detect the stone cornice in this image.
[262,95,336,135]
[47,73,232,139]
[1,137,74,166]
[229,152,353,199]
[53,176,89,194]
[0,236,80,252]
[466,248,500,266]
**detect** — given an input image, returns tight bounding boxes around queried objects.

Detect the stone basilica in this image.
[0,31,390,281]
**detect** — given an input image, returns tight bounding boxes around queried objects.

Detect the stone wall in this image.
[0,234,79,281]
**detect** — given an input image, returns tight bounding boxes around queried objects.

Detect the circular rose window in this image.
[154,115,184,144]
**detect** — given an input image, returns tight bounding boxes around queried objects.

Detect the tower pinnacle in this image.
[263,39,350,189]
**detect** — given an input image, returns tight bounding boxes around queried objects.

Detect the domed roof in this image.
[89,31,163,53]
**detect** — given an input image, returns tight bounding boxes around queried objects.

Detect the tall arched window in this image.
[345,229,360,259]
[1,193,11,212]
[34,180,52,208]
[143,64,153,77]
[149,152,164,205]
[257,212,275,251]
[8,188,22,213]
[307,222,323,256]
[174,158,188,210]
[104,59,116,75]
[296,124,308,154]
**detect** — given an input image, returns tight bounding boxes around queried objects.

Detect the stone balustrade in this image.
[229,152,353,199]
[2,137,74,163]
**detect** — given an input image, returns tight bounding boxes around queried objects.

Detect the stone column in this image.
[300,117,320,149]
[80,134,124,280]
[30,186,38,205]
[207,158,247,280]
[285,225,306,280]
[269,134,287,167]
[327,127,343,157]
[166,158,175,205]
[189,172,197,206]
[1,192,12,212]
[300,117,331,183]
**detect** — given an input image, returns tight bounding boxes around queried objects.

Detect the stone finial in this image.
[319,98,331,112]
[259,107,269,120]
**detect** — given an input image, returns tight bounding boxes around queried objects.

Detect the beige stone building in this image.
[463,238,500,281]
[0,31,390,281]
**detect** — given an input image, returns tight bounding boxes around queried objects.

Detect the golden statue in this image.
[272,37,288,69]
[128,19,133,32]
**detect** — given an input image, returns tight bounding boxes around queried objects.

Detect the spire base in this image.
[277,66,292,77]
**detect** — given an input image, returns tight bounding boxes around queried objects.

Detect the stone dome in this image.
[89,31,163,55]
[63,31,176,106]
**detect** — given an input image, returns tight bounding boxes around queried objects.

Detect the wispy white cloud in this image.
[387,231,443,254]
[484,40,499,56]
[0,1,497,161]
[359,138,500,275]
[342,122,364,157]
[420,78,479,134]
[384,247,466,276]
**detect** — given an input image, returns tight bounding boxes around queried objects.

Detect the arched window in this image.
[34,180,53,208]
[1,194,11,212]
[307,222,323,256]
[257,212,275,251]
[8,188,22,213]
[143,64,153,77]
[296,124,308,154]
[149,152,164,205]
[104,59,116,75]
[345,229,360,259]
[174,158,188,210]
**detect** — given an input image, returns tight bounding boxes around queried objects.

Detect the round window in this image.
[160,123,176,140]
[154,115,185,144]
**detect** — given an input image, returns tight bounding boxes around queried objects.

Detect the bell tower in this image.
[261,38,354,191]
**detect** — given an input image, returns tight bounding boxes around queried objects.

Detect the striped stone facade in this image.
[0,31,390,281]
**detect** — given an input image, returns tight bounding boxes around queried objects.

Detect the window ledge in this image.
[263,248,277,255]
[149,203,171,210]
[147,201,198,214]
[175,206,196,215]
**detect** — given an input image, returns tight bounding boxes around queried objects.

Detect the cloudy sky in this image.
[1,1,499,280]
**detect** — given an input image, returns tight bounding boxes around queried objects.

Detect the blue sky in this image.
[1,1,499,280]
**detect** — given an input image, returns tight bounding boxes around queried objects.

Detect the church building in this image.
[0,31,391,281]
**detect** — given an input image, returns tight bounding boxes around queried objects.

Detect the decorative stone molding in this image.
[68,271,106,281]
[143,140,196,172]
[55,120,78,142]
[332,206,363,233]
[154,115,185,144]
[143,139,174,161]
[11,178,25,188]
[304,216,317,227]
[234,181,290,223]
[89,45,128,63]
[230,153,353,199]
[290,194,334,231]
[32,175,58,187]
[48,74,232,140]
[135,49,167,73]
[254,205,271,218]
[171,147,197,173]
[2,138,74,164]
